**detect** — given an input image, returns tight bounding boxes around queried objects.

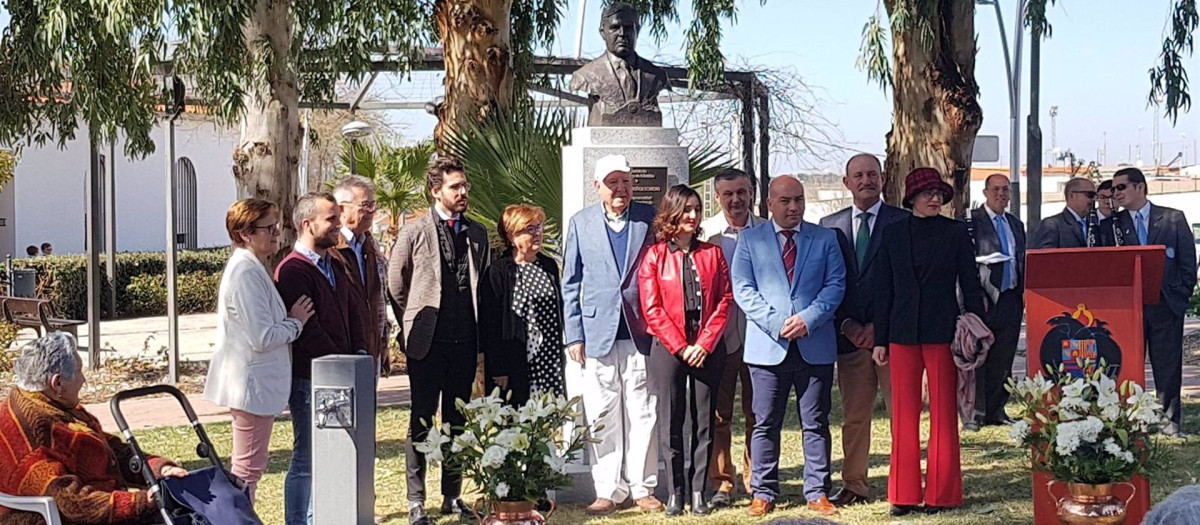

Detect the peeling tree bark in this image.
[434,0,514,151]
[232,0,301,265]
[882,0,983,217]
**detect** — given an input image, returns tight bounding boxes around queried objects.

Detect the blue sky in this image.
[3,1,1197,174]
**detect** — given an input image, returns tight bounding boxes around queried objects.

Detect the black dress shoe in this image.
[691,492,709,515]
[924,505,952,514]
[984,417,1017,426]
[409,506,432,525]
[890,504,918,516]
[829,487,870,507]
[441,498,476,521]
[708,490,732,508]
[665,494,685,516]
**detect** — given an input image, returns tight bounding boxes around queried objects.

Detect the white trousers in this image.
[581,339,659,501]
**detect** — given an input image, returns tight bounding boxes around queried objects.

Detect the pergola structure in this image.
[84,49,773,380]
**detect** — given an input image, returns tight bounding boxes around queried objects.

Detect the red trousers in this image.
[888,343,963,507]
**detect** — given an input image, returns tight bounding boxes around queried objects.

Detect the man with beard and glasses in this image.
[389,157,491,525]
[818,154,907,507]
[275,192,368,525]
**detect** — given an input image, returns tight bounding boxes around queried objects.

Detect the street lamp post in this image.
[341,120,374,175]
[978,0,1029,219]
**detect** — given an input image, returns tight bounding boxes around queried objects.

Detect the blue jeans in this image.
[285,378,313,525]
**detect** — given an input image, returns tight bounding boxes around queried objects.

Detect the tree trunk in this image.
[434,0,514,151]
[882,0,983,218]
[232,0,301,266]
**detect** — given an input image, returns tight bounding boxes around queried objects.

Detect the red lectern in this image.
[1025,246,1165,525]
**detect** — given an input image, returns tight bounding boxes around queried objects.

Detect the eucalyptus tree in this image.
[0,0,430,254]
[859,0,1197,215]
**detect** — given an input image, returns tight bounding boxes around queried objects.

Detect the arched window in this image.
[174,157,198,250]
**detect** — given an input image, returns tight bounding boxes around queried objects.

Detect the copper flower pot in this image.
[1050,481,1135,525]
[471,500,556,525]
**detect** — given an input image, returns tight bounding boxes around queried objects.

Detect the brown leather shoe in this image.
[807,495,840,516]
[585,498,618,516]
[635,496,664,512]
[747,497,775,517]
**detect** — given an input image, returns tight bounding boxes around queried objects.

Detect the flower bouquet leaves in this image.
[415,389,594,503]
[1006,360,1165,484]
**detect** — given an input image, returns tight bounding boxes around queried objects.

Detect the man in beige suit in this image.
[699,168,764,507]
[387,157,490,525]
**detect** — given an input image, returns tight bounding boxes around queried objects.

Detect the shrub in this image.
[124,272,222,317]
[13,248,229,319]
[0,321,18,372]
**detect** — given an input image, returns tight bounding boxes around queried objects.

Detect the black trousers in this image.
[649,339,725,498]
[406,340,478,502]
[1144,303,1184,427]
[976,288,1023,423]
[488,369,531,408]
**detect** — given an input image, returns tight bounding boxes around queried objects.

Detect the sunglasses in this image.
[1071,191,1097,199]
[1112,183,1138,192]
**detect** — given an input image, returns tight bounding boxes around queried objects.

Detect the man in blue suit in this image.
[562,154,663,515]
[732,175,846,518]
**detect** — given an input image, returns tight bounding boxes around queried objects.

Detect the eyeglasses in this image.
[445,182,472,194]
[522,223,544,235]
[341,200,377,210]
[250,222,280,232]
[1071,191,1098,199]
[918,189,944,201]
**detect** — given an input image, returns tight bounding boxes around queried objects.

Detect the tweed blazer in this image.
[387,209,490,360]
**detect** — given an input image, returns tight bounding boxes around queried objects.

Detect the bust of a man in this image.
[569,2,670,127]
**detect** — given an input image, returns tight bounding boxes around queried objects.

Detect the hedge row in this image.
[12,249,229,320]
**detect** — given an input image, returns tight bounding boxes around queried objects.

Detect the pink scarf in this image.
[951,312,994,423]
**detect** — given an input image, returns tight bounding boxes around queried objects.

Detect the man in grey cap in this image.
[562,154,663,515]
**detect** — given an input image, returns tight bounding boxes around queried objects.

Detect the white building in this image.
[0,117,241,258]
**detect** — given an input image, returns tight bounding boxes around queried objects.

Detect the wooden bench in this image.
[1,296,85,338]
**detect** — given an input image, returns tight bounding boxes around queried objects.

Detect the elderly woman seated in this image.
[0,332,187,524]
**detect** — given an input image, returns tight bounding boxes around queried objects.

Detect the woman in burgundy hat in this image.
[870,167,985,516]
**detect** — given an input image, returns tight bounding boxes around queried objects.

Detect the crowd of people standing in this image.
[2,149,1189,524]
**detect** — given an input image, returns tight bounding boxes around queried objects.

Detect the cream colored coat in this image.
[204,248,304,416]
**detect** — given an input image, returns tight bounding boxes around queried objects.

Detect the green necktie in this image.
[856,212,872,267]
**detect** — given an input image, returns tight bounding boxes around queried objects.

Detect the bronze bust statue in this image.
[570,2,670,127]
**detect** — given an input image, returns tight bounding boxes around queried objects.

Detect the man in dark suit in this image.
[969,174,1026,430]
[1101,167,1196,437]
[333,175,389,375]
[388,158,491,524]
[1032,177,1098,249]
[818,154,906,507]
[275,192,367,525]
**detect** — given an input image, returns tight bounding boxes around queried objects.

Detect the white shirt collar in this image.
[984,204,1006,221]
[852,199,883,221]
[1130,201,1152,219]
[341,226,365,246]
[772,220,801,235]
[433,204,459,222]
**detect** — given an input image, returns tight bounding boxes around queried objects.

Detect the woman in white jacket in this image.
[204,198,314,501]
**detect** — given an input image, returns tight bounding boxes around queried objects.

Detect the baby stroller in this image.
[110,385,264,525]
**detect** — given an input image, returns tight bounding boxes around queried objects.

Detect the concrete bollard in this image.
[312,355,376,524]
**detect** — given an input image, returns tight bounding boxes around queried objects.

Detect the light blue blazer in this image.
[731,220,846,367]
[562,202,656,358]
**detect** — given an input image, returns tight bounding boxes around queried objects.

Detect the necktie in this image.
[855,212,872,268]
[1079,219,1088,243]
[447,217,457,234]
[994,215,1014,290]
[1136,211,1148,245]
[616,61,636,99]
[781,230,796,283]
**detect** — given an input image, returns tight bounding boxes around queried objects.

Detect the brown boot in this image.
[585,498,618,516]
[635,496,664,513]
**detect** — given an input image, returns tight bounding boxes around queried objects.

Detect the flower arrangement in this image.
[1006,361,1165,484]
[416,389,592,503]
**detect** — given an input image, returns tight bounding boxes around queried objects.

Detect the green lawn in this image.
[133,395,1199,525]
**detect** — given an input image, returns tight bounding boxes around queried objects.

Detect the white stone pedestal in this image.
[557,126,690,504]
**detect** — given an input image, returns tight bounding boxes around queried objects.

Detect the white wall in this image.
[11,119,240,255]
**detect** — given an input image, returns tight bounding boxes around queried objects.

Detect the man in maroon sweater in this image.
[275,192,367,525]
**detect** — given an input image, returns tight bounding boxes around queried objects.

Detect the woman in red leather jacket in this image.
[638,184,733,517]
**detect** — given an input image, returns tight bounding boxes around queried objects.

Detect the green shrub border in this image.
[12,248,229,320]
